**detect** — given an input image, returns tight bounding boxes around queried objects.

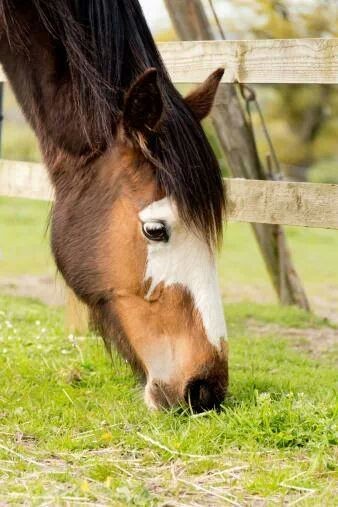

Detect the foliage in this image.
[308,158,338,185]
[155,27,177,42]
[217,0,338,179]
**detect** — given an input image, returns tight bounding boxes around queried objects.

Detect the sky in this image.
[139,0,169,32]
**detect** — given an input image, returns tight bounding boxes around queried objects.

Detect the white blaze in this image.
[139,197,227,347]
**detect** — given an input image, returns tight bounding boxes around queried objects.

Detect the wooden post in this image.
[164,0,310,310]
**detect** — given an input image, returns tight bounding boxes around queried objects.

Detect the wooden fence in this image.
[160,39,338,84]
[0,39,337,329]
[1,39,337,229]
[1,160,337,230]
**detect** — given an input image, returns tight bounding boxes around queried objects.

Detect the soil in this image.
[223,284,338,325]
[246,319,337,358]
[0,274,64,306]
[0,276,337,358]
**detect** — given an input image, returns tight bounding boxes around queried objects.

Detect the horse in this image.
[0,0,228,412]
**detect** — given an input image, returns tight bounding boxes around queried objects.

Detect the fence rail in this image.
[160,39,338,84]
[1,38,337,84]
[0,39,337,231]
[1,160,337,230]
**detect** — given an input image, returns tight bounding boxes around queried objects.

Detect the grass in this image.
[1,198,338,286]
[0,197,338,504]
[1,61,337,506]
[219,222,338,323]
[221,222,338,288]
[1,193,338,504]
[2,85,41,163]
[0,197,52,276]
[2,122,41,163]
[1,196,338,316]
[0,295,337,505]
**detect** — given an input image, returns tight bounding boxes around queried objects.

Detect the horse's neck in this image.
[0,16,99,170]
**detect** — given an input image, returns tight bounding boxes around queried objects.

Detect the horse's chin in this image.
[144,379,182,411]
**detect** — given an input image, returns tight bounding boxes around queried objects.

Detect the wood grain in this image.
[0,159,53,201]
[159,39,338,84]
[1,160,337,229]
[0,38,337,84]
[227,178,338,230]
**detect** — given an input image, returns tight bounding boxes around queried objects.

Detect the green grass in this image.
[1,71,337,506]
[0,295,336,505]
[1,196,338,289]
[2,122,41,163]
[220,222,338,292]
[1,196,337,504]
[2,85,41,163]
[0,197,52,276]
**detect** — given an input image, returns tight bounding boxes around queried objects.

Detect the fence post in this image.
[164,0,310,310]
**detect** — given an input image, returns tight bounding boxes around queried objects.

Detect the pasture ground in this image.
[0,296,337,505]
[1,196,338,321]
[0,197,337,505]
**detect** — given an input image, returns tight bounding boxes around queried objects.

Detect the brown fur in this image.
[185,68,225,122]
[0,1,228,411]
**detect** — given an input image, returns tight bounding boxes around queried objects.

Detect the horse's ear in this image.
[184,68,224,122]
[124,68,163,134]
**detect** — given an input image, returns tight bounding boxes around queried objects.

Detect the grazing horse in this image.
[0,0,228,412]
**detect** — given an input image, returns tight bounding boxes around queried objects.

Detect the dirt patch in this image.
[1,275,337,352]
[0,274,64,306]
[311,285,338,325]
[223,283,338,324]
[247,319,337,358]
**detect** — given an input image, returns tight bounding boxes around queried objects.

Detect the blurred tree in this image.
[155,27,177,41]
[221,0,338,181]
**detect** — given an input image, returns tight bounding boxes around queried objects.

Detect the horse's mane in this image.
[3,0,226,245]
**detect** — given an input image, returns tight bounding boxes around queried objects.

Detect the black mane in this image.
[4,0,226,245]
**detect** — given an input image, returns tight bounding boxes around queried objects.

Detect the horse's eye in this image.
[142,221,169,243]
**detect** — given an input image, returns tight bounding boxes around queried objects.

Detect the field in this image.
[1,196,338,319]
[0,197,337,505]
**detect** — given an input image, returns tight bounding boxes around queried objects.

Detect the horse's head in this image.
[52,68,228,412]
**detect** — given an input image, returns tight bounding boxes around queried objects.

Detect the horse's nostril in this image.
[185,377,225,413]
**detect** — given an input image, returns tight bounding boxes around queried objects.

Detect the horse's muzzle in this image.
[145,371,227,413]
